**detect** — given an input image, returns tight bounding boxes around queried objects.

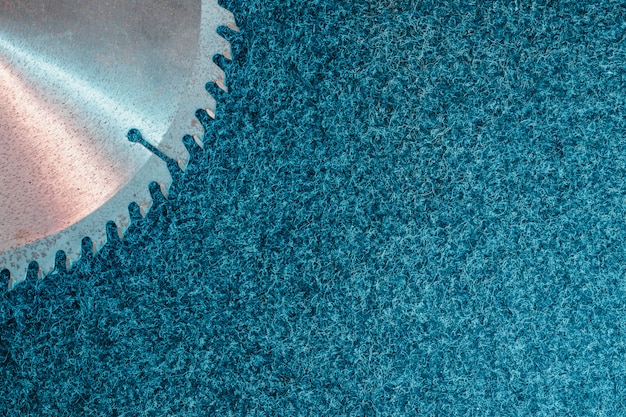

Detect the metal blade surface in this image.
[0,0,237,286]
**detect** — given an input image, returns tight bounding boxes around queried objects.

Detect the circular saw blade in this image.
[0,0,237,287]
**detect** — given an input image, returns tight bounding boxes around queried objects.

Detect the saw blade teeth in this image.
[2,152,172,289]
[146,0,240,166]
[154,42,235,164]
[0,0,238,290]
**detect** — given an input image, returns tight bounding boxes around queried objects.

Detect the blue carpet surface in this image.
[3,0,626,415]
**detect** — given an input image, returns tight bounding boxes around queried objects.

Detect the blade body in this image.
[0,0,236,285]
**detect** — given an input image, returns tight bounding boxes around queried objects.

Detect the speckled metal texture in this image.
[0,0,237,288]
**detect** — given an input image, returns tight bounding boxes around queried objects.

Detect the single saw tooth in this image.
[0,0,237,289]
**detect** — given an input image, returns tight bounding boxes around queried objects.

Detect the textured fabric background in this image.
[3,0,626,415]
